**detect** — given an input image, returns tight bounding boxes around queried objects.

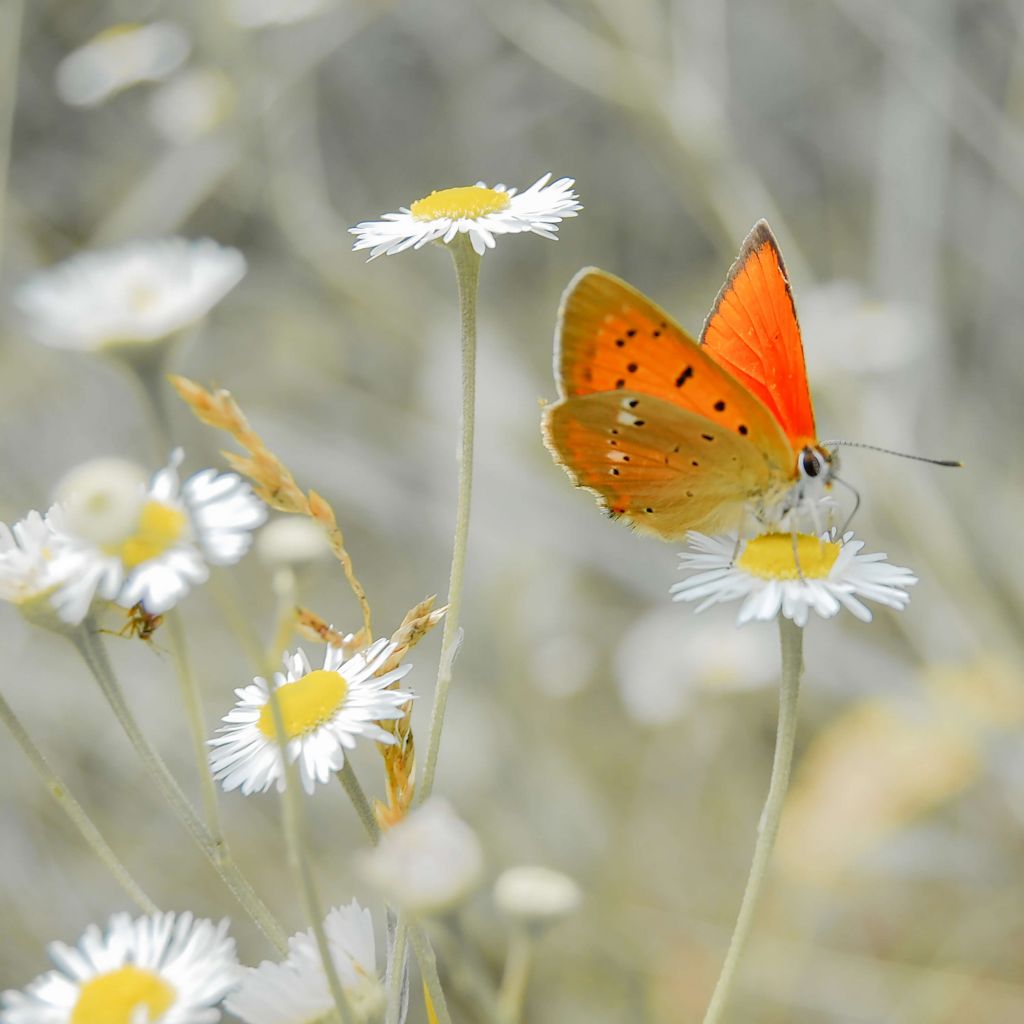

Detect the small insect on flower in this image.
[350,172,581,259]
[103,601,166,649]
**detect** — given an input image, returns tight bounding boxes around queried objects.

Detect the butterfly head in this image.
[798,445,835,485]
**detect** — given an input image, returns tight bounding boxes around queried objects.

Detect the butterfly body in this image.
[543,221,834,539]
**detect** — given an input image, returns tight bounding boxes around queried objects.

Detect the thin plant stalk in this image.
[418,233,481,803]
[700,616,804,1024]
[166,608,224,853]
[0,0,24,263]
[385,920,410,1024]
[0,686,159,914]
[70,621,288,952]
[264,669,355,1024]
[336,758,380,844]
[497,927,533,1024]
[407,923,454,1024]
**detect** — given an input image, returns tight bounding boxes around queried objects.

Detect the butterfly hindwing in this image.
[542,391,788,538]
[700,220,816,449]
[554,267,794,472]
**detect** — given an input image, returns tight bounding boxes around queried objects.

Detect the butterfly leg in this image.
[791,528,807,582]
[729,507,749,565]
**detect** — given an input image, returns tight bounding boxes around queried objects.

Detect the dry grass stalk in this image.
[170,375,372,636]
[376,596,446,828]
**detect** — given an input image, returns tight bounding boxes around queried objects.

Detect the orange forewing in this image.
[700,220,816,449]
[553,268,793,472]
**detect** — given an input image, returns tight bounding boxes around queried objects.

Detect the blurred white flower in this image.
[358,798,484,914]
[225,0,333,28]
[0,507,77,630]
[351,173,582,259]
[15,237,246,352]
[148,69,236,145]
[493,865,582,925]
[226,901,383,1024]
[616,606,777,725]
[51,450,266,622]
[256,516,331,570]
[670,531,917,628]
[56,22,190,108]
[210,640,413,796]
[0,911,237,1024]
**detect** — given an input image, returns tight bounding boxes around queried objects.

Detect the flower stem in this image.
[497,927,533,1024]
[418,234,481,804]
[166,608,224,853]
[71,622,288,952]
[408,922,454,1024]
[385,916,410,1024]
[264,675,355,1024]
[0,686,159,914]
[336,759,381,844]
[701,616,804,1024]
[0,0,24,265]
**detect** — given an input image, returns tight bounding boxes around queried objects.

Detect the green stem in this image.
[408,922,454,1024]
[497,927,533,1024]
[0,686,159,914]
[385,916,410,1024]
[336,759,381,844]
[166,608,224,852]
[264,674,355,1024]
[418,234,481,804]
[0,0,23,265]
[701,617,804,1024]
[71,622,288,952]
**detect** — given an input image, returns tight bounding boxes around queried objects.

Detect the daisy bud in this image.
[493,865,583,928]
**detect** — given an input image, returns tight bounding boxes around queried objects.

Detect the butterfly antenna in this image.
[831,475,861,534]
[821,441,962,468]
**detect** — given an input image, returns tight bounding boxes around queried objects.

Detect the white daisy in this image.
[226,0,333,29]
[209,639,414,796]
[0,911,238,1024]
[670,531,918,628]
[55,22,190,108]
[350,173,582,259]
[357,798,483,914]
[226,901,383,1024]
[51,451,266,622]
[493,866,583,926]
[15,238,245,352]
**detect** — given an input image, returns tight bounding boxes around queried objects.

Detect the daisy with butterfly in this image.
[543,220,958,1023]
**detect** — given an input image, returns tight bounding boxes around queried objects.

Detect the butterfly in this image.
[542,220,835,539]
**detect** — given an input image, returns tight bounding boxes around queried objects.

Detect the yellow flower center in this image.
[70,965,176,1024]
[108,501,187,569]
[258,669,349,740]
[736,533,840,580]
[410,186,510,221]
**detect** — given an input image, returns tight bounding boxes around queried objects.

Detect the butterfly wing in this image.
[700,220,816,449]
[553,266,793,462]
[543,390,790,538]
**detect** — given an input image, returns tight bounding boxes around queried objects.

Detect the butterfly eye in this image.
[800,449,824,479]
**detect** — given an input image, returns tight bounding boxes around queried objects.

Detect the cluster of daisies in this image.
[0,903,383,1024]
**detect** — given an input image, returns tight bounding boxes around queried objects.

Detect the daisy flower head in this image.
[670,530,918,628]
[226,901,383,1024]
[0,911,238,1024]
[14,237,245,353]
[209,639,414,796]
[51,451,266,623]
[350,172,581,259]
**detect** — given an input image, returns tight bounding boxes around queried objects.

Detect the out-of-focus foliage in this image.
[2,1,1024,1022]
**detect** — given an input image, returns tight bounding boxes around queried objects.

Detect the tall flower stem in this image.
[71,622,288,952]
[0,686,159,914]
[418,233,481,804]
[701,617,804,1024]
[336,759,380,843]
[408,922,454,1024]
[0,0,24,264]
[166,608,224,852]
[264,674,355,1024]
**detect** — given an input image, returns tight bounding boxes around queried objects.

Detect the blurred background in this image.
[2,1,1024,1021]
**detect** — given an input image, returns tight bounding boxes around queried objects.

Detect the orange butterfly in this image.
[543,220,836,538]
